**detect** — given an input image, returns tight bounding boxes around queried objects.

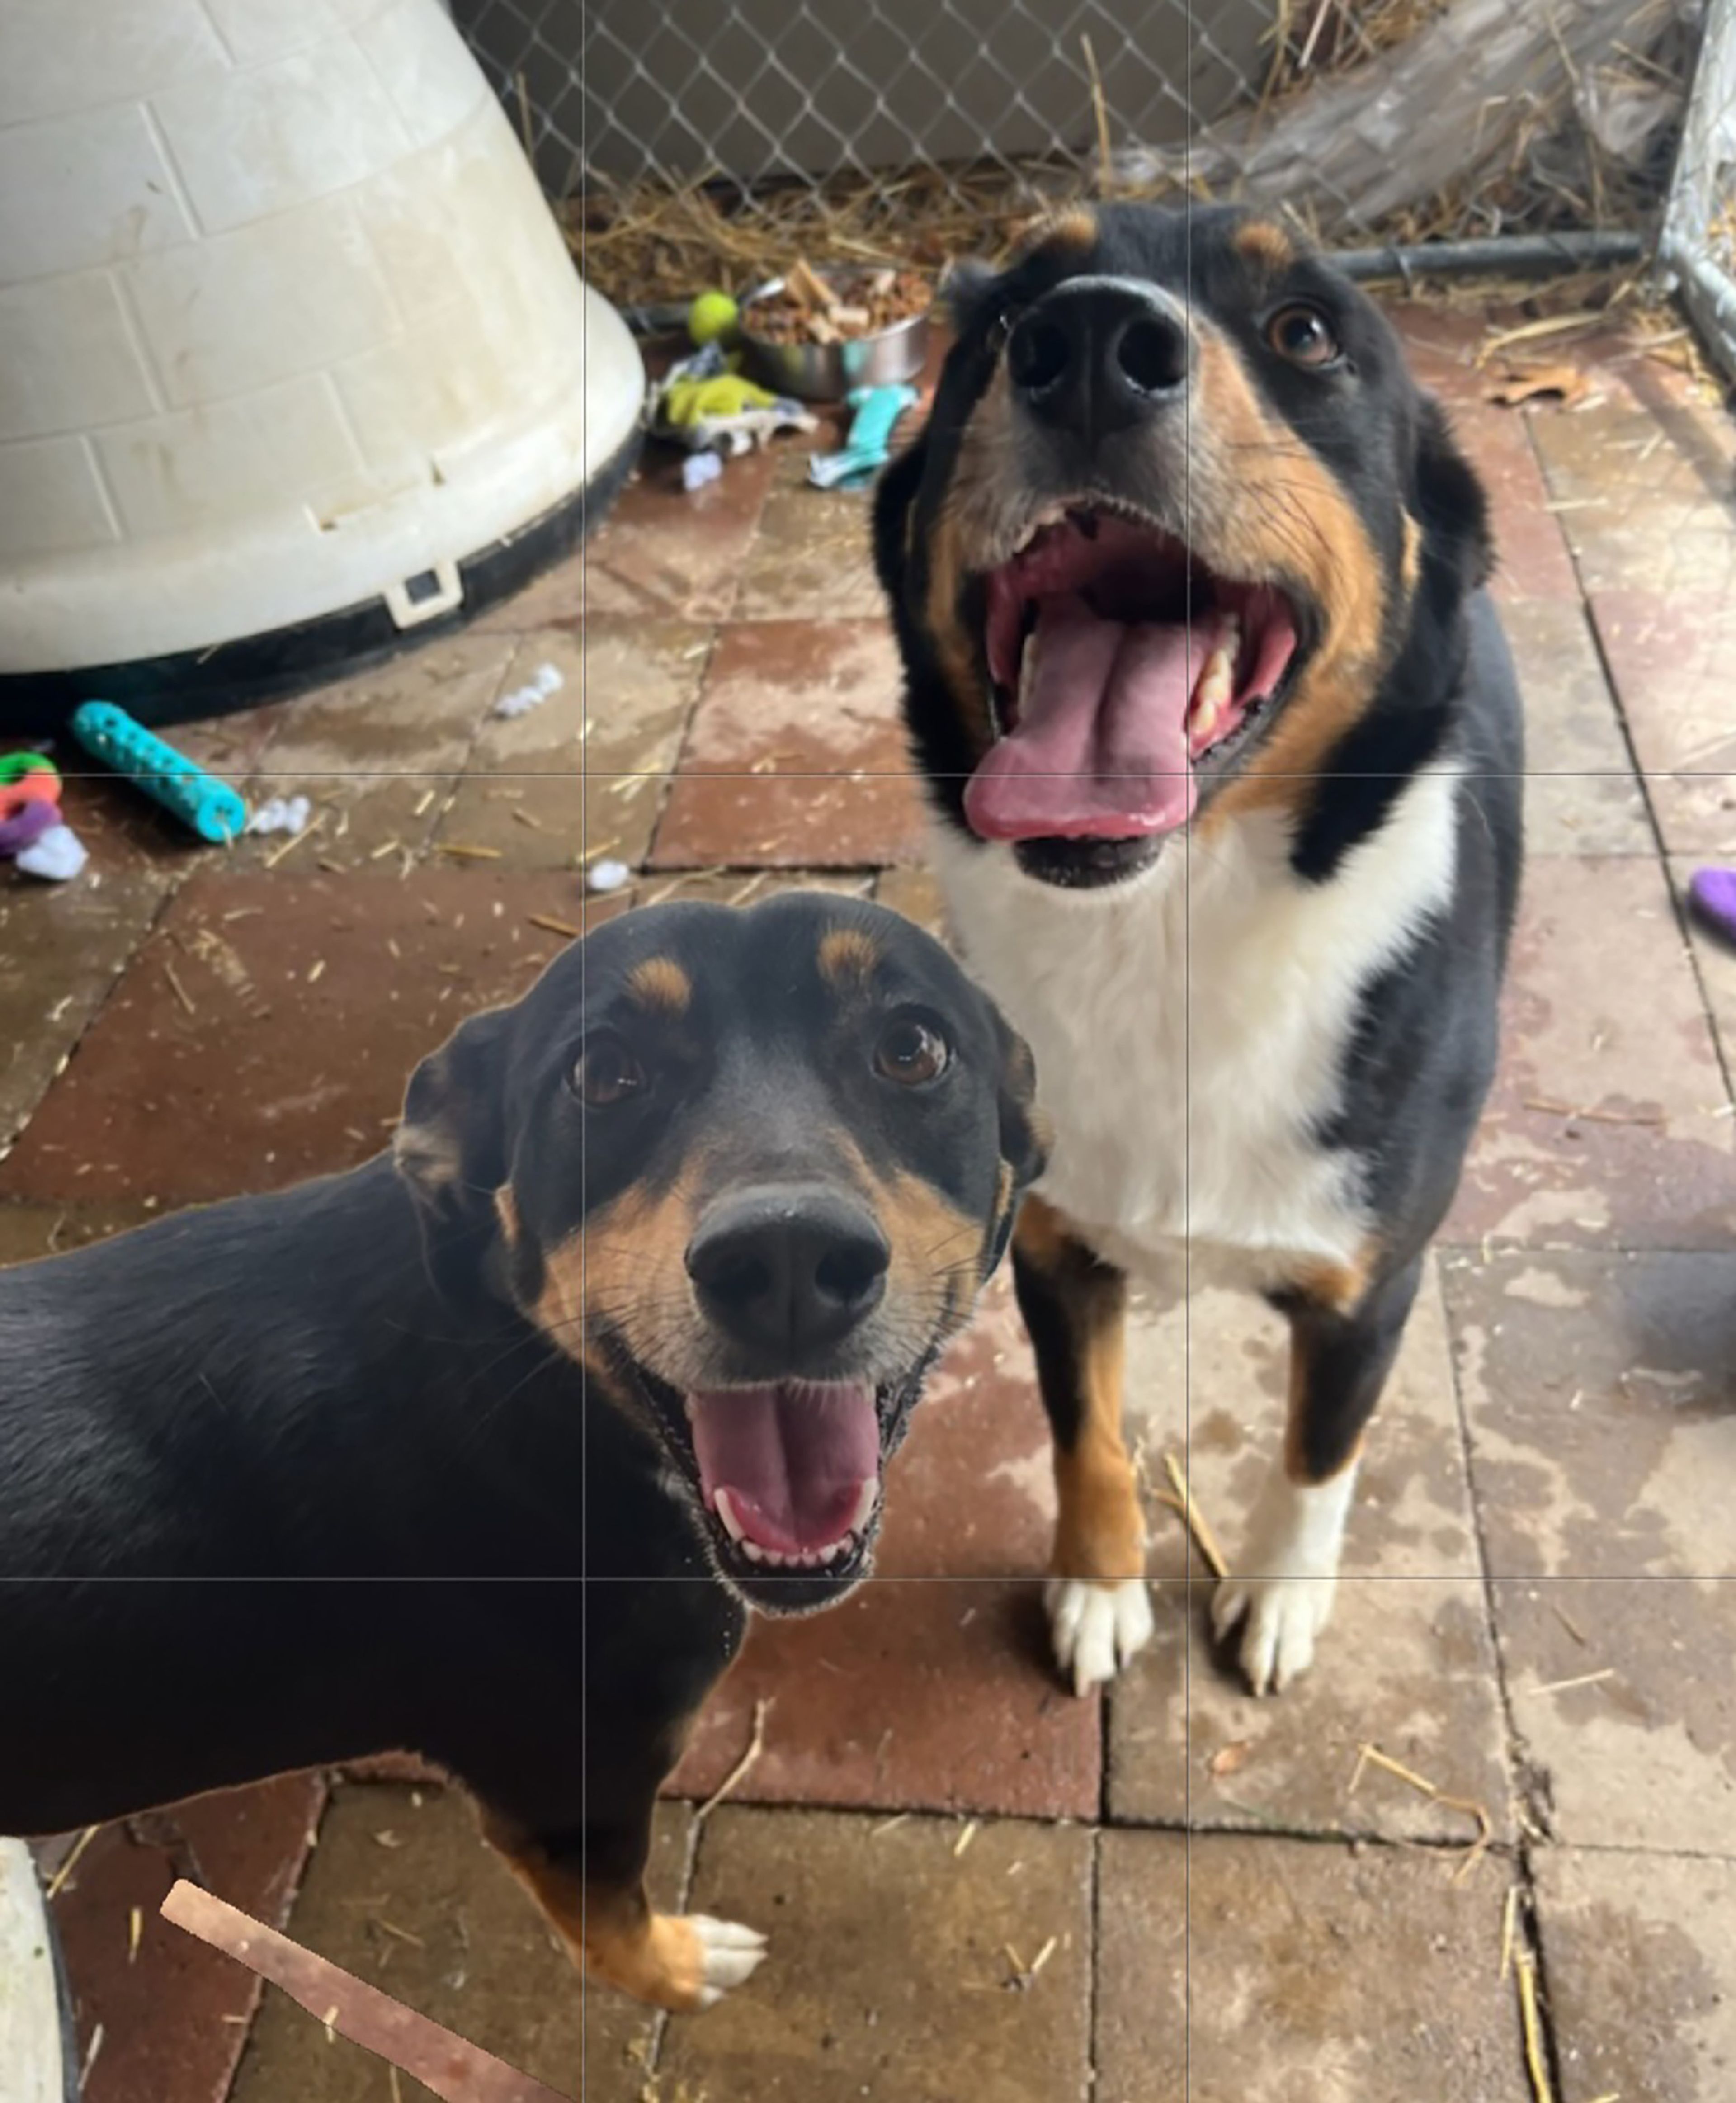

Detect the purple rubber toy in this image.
[0,798,57,856]
[1688,867,1736,945]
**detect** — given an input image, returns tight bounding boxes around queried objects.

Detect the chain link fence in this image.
[1662,0,1736,378]
[450,0,1732,369]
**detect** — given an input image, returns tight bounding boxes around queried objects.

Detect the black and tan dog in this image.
[873,203,1523,1697]
[0,893,1043,2011]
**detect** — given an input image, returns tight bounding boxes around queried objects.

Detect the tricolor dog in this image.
[0,894,1043,2010]
[873,203,1523,1697]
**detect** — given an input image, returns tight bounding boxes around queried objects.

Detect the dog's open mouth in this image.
[969,504,1301,846]
[689,1380,880,1574]
[626,1361,920,1609]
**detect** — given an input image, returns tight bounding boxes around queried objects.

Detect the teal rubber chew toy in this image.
[69,702,248,846]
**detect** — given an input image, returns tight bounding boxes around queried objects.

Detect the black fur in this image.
[873,203,1526,1668]
[0,893,1041,1976]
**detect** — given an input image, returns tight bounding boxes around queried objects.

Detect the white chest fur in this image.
[931,764,1463,1288]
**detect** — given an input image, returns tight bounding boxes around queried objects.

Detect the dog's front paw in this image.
[652,1913,769,2012]
[1045,1574,1154,1695]
[1211,1573,1336,1697]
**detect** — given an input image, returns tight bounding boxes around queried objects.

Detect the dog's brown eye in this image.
[574,1037,645,1109]
[874,1016,951,1087]
[1267,304,1340,368]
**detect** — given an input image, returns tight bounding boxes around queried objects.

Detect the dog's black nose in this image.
[1007,279,1193,438]
[687,1187,890,1356]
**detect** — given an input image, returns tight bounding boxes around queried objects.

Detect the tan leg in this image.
[482,1815,766,2014]
[1012,1197,1154,1693]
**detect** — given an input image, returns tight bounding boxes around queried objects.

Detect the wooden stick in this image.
[160,1883,568,2103]
[1162,1452,1229,1580]
[694,1697,772,1824]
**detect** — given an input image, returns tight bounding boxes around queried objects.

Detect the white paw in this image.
[690,1915,768,2009]
[1211,1573,1337,1697]
[1045,1575,1155,1695]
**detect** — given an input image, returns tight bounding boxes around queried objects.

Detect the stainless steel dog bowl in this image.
[738,276,932,402]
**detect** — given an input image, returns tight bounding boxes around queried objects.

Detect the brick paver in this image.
[5,300,1736,2100]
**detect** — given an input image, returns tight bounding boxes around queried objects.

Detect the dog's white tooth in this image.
[847,1480,880,1535]
[1191,696,1222,744]
[714,1489,747,1545]
[1193,645,1234,723]
[1016,625,1042,723]
[741,1540,765,1564]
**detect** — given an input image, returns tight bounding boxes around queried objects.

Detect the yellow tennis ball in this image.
[688,291,740,346]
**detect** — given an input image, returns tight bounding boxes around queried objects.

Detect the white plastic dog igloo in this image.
[0,0,642,731]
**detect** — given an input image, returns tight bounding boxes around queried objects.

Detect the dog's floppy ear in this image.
[982,1005,1049,1278]
[1412,392,1493,597]
[394,1005,514,1298]
[871,424,925,604]
[939,255,999,335]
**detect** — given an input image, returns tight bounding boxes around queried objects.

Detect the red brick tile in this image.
[1446,404,1581,604]
[666,1283,1101,1819]
[1444,1246,1736,1583]
[1499,597,1648,855]
[662,1808,1094,2103]
[1487,1577,1736,1855]
[237,634,516,865]
[569,444,778,625]
[871,1276,1057,1579]
[735,444,891,621]
[1538,1847,1736,2103]
[0,1200,154,1263]
[1101,1831,1528,2103]
[0,868,583,1206]
[651,621,923,869]
[1530,397,1736,599]
[0,870,175,1156]
[1591,591,1736,854]
[1446,856,1736,1250]
[433,620,708,870]
[667,1578,1098,1819]
[45,1774,323,2103]
[225,1781,660,2103]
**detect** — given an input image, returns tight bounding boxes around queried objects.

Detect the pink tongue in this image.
[688,1382,879,1555]
[966,595,1208,841]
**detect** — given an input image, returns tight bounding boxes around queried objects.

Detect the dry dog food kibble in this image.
[748,262,930,348]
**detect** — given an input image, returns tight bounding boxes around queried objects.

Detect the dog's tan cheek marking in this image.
[1017,1197,1145,1586]
[1189,327,1388,830]
[494,1187,520,1243]
[626,956,691,1016]
[531,1172,701,1371]
[877,1167,982,1320]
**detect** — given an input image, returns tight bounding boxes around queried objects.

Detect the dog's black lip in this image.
[605,1345,934,1612]
[1013,836,1165,888]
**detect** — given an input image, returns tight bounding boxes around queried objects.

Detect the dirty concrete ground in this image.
[6,302,1736,2103]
